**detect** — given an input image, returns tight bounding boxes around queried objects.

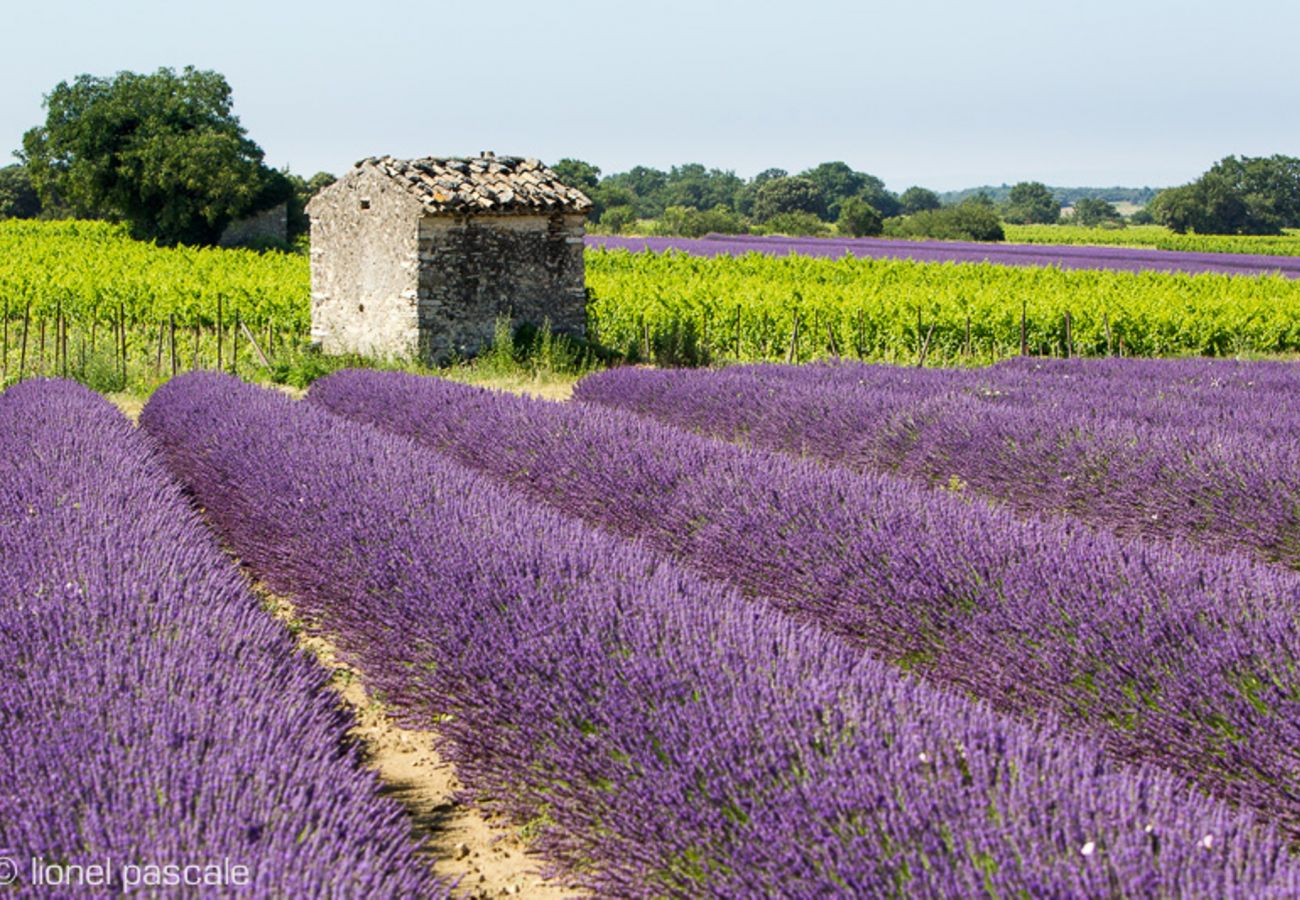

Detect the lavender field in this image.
[587,232,1300,279]
[7,357,1300,896]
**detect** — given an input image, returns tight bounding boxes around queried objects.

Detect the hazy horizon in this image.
[4,0,1297,193]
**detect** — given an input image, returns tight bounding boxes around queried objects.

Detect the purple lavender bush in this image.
[138,372,1300,896]
[0,379,442,897]
[574,359,1300,566]
[310,369,1300,844]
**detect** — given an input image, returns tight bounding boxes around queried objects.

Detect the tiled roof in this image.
[357,152,592,215]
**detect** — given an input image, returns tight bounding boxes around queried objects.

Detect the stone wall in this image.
[415,212,586,364]
[218,203,288,248]
[308,168,423,358]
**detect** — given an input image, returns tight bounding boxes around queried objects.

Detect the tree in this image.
[551,158,601,194]
[736,168,787,215]
[551,158,602,218]
[20,67,282,244]
[0,164,41,218]
[598,205,637,233]
[1003,181,1060,224]
[602,166,668,218]
[1150,172,1254,234]
[836,196,882,237]
[662,163,745,212]
[286,170,337,239]
[650,204,746,238]
[1071,197,1123,227]
[753,176,826,222]
[1151,155,1300,235]
[882,201,1004,242]
[754,211,829,237]
[899,186,941,215]
[800,161,899,219]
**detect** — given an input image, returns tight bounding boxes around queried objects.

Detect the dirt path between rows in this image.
[260,592,582,899]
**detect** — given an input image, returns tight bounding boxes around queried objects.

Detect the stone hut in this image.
[306,152,592,363]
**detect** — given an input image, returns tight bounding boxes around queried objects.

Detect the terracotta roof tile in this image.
[355,153,593,215]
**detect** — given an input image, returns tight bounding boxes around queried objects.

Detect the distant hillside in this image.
[939,185,1161,207]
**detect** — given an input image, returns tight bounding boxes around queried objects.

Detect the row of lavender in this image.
[587,233,1300,278]
[574,358,1300,569]
[307,369,1300,846]
[711,356,1300,438]
[137,372,1300,896]
[0,380,439,897]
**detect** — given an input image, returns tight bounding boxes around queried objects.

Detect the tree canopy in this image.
[899,186,941,215]
[1002,182,1060,225]
[753,176,826,222]
[1071,197,1123,227]
[20,67,287,245]
[0,165,41,219]
[1151,155,1300,235]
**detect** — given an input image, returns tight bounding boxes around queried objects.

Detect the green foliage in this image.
[19,67,282,245]
[836,197,883,237]
[471,315,599,378]
[1150,155,1300,235]
[597,164,746,220]
[736,168,787,215]
[941,185,1158,207]
[286,170,336,240]
[550,157,602,215]
[899,186,941,215]
[796,162,900,219]
[598,204,638,233]
[753,177,826,222]
[1070,198,1124,227]
[0,219,309,329]
[648,205,747,238]
[1002,182,1060,225]
[550,158,601,194]
[585,247,1300,367]
[1004,223,1300,256]
[751,211,830,237]
[883,202,1004,241]
[0,165,41,219]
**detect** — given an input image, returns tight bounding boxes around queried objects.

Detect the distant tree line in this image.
[940,185,1160,207]
[552,159,1015,241]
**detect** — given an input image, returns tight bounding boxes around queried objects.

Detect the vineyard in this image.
[586,247,1300,365]
[0,221,310,390]
[1004,224,1300,257]
[9,221,1300,392]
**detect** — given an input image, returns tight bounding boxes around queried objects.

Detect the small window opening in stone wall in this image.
[360,198,371,210]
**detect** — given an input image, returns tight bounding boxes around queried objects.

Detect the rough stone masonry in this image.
[306,152,592,364]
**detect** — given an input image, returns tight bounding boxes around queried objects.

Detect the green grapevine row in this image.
[0,220,310,329]
[1004,224,1300,257]
[586,248,1300,364]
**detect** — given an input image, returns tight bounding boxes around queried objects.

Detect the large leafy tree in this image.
[1152,155,1300,235]
[1003,181,1060,224]
[20,67,285,244]
[799,161,900,219]
[0,165,41,218]
[899,186,941,215]
[752,176,826,222]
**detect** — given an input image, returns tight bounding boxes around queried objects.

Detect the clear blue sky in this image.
[3,0,1297,191]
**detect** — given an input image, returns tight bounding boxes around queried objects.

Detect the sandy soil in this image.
[263,591,583,899]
